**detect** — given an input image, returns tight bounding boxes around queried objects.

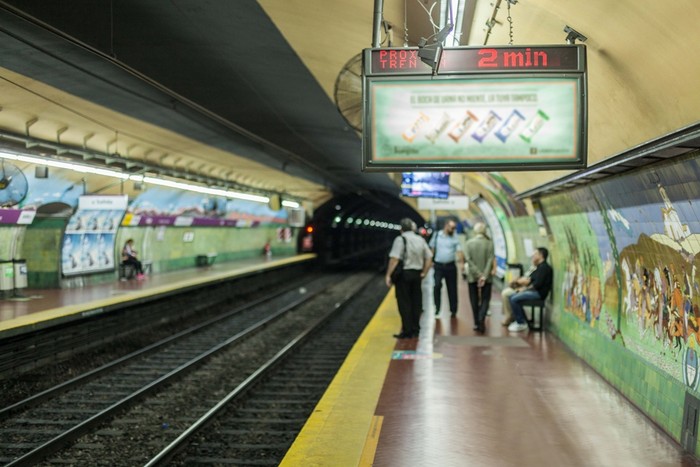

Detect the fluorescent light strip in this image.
[141,176,269,203]
[0,151,271,204]
[281,200,300,208]
[1,151,129,179]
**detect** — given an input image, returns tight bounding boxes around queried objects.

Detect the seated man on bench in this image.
[506,247,553,332]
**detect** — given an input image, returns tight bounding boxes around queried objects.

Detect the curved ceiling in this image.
[0,0,698,213]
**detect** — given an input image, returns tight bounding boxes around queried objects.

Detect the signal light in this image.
[306,226,314,233]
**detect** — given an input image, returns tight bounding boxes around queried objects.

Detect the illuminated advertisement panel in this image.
[62,195,127,276]
[362,44,587,171]
[364,76,584,170]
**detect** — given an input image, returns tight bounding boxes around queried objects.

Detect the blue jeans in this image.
[509,290,541,324]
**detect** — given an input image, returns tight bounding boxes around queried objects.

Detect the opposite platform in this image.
[0,253,315,339]
[282,279,696,466]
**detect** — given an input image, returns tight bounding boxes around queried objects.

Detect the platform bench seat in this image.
[119,263,136,281]
[520,298,545,332]
[196,253,217,267]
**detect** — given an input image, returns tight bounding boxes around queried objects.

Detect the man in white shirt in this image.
[386,219,433,338]
[429,219,465,318]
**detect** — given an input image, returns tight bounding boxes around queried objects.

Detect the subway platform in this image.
[0,253,315,339]
[282,274,698,466]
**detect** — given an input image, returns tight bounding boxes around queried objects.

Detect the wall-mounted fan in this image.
[334,53,363,132]
[0,161,29,207]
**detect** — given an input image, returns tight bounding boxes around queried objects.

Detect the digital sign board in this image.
[362,44,587,171]
[401,172,450,199]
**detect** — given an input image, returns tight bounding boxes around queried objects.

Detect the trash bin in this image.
[0,261,14,298]
[13,259,27,291]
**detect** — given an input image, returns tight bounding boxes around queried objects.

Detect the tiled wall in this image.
[116,225,296,273]
[0,222,297,288]
[529,150,700,449]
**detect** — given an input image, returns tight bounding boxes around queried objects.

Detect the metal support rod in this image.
[372,0,384,47]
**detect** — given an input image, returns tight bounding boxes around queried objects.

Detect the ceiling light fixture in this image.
[281,200,300,208]
[0,151,270,204]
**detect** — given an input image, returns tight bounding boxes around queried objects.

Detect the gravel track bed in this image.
[26,272,384,465]
[0,272,319,409]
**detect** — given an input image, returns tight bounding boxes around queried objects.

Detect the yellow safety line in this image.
[279,289,397,467]
[359,416,384,466]
[0,254,315,333]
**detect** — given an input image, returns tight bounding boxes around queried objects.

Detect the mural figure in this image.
[559,225,603,325]
[659,185,690,242]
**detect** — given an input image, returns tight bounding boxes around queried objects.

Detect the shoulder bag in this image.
[390,236,407,282]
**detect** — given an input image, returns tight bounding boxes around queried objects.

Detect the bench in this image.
[520,298,546,331]
[119,263,136,281]
[119,261,152,280]
[196,253,217,267]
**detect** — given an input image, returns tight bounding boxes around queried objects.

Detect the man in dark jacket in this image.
[507,247,553,332]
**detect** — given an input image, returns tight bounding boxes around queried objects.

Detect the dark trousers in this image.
[123,256,144,274]
[468,281,492,327]
[433,263,457,314]
[395,269,423,335]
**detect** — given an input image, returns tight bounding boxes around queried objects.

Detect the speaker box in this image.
[35,166,49,178]
[288,207,305,227]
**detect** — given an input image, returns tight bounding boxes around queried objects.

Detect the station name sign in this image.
[362,44,587,172]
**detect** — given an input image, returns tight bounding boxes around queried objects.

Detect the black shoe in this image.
[393,332,411,339]
[450,312,457,318]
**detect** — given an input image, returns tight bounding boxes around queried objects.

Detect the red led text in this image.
[378,50,418,70]
[478,47,548,69]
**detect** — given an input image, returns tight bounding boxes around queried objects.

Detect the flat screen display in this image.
[401,172,450,199]
[364,75,585,171]
[361,44,587,172]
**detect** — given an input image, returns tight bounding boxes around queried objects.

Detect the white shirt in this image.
[389,231,432,270]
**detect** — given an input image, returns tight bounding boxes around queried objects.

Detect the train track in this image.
[0,271,385,466]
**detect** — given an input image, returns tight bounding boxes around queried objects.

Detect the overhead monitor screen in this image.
[362,45,587,172]
[401,172,450,198]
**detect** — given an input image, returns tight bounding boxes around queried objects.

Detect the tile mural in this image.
[541,155,700,390]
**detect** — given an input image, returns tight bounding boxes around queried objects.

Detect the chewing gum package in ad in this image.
[494,109,526,143]
[471,111,501,143]
[425,113,453,144]
[402,112,430,143]
[448,111,479,142]
[519,109,550,143]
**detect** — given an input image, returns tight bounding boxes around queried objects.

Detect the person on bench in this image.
[122,238,145,280]
[506,247,552,332]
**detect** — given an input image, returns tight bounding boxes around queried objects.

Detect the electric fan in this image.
[333,53,363,132]
[0,161,29,207]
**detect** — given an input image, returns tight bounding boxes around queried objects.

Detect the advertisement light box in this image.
[362,45,587,172]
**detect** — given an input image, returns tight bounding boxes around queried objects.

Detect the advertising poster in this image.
[369,77,581,166]
[123,188,288,227]
[62,196,127,276]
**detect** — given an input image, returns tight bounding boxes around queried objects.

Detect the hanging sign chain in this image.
[404,0,409,46]
[507,0,514,45]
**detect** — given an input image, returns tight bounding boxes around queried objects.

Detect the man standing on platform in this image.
[507,247,553,332]
[429,218,465,318]
[465,222,495,332]
[385,219,433,339]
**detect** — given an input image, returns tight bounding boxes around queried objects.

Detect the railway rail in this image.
[0,271,386,466]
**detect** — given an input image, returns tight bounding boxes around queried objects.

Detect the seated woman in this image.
[122,238,145,280]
